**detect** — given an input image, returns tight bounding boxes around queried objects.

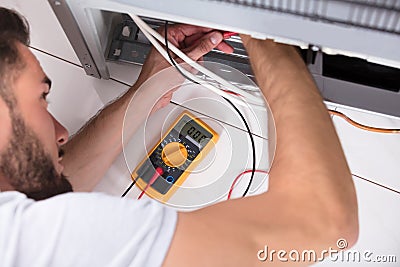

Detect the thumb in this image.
[185,31,223,61]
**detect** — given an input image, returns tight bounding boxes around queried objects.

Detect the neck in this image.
[0,175,14,192]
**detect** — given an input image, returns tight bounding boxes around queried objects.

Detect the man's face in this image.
[0,43,72,200]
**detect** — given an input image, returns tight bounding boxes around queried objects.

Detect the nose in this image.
[52,115,69,146]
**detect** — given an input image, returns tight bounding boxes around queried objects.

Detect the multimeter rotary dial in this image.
[161,141,188,167]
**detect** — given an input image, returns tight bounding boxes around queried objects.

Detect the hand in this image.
[137,24,234,113]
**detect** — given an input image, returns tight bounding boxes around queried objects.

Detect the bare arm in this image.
[163,37,359,266]
[60,82,139,191]
[61,25,233,192]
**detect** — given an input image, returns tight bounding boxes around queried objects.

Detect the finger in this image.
[164,24,213,45]
[216,41,234,54]
[183,32,204,47]
[184,33,234,54]
[158,25,180,47]
[185,31,224,61]
[174,24,213,38]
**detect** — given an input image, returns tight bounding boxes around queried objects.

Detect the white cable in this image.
[128,13,265,107]
[134,22,250,107]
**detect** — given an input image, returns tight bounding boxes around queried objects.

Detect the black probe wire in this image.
[164,22,256,197]
[223,97,256,197]
[121,180,135,197]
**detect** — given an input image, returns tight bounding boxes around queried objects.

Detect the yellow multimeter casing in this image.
[131,111,219,202]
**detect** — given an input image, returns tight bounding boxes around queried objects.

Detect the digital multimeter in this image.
[132,111,219,201]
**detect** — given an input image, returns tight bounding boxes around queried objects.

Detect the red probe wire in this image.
[222,89,241,96]
[137,167,164,200]
[228,169,269,200]
[134,111,398,200]
[222,31,238,39]
[226,110,400,199]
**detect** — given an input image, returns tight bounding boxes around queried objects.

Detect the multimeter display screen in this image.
[175,115,213,148]
[181,122,209,145]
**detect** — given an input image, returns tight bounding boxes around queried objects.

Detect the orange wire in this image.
[328,109,400,134]
[228,169,269,200]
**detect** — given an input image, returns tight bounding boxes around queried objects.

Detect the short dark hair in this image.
[0,7,30,107]
[0,7,30,45]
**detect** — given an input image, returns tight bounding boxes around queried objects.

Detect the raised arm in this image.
[61,25,233,192]
[163,36,359,266]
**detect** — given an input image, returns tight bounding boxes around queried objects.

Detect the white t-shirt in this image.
[0,191,177,267]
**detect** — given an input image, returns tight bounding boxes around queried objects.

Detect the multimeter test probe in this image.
[137,167,164,200]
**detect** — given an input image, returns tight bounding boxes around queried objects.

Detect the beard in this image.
[0,111,73,201]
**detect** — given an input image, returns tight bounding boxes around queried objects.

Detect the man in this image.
[0,7,358,267]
